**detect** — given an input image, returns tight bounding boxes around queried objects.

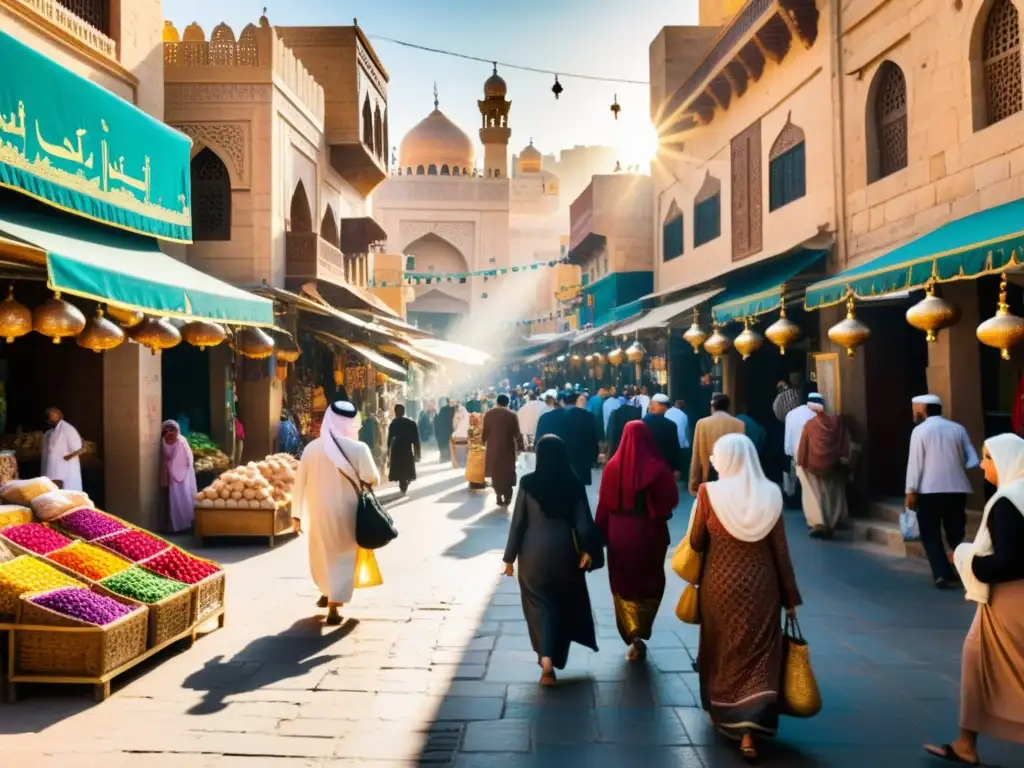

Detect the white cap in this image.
[808,393,825,402]
[544,389,557,399]
[912,394,942,406]
[652,393,671,404]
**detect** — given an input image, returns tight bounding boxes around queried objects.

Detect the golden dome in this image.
[399,108,476,174]
[518,140,542,174]
[484,64,507,98]
[162,21,180,43]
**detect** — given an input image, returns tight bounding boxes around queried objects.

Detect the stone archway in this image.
[404,232,473,324]
[289,180,313,232]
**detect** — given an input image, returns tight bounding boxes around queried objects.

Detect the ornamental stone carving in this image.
[165,84,273,103]
[399,221,474,262]
[176,123,248,186]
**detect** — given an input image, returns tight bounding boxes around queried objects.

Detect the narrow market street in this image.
[2,452,1020,768]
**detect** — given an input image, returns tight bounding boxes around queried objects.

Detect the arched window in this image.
[768,117,807,211]
[440,164,450,175]
[362,94,374,153]
[662,200,683,262]
[428,164,438,175]
[872,62,908,180]
[416,165,425,175]
[190,148,231,241]
[693,173,722,247]
[320,206,338,246]
[406,167,412,175]
[373,104,384,161]
[58,0,109,35]
[289,181,312,233]
[983,0,1023,126]
[452,167,460,176]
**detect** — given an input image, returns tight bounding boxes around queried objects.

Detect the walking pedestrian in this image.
[795,395,851,538]
[596,421,679,662]
[783,393,822,503]
[602,386,623,435]
[483,394,521,506]
[563,393,599,485]
[665,399,691,472]
[291,401,383,625]
[435,398,454,462]
[451,402,471,468]
[687,433,803,761]
[606,391,642,459]
[643,393,682,475]
[502,435,603,686]
[386,404,420,495]
[688,393,745,496]
[417,403,435,445]
[905,394,980,589]
[925,432,1024,765]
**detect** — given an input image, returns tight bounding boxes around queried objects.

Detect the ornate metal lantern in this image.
[606,345,625,366]
[32,292,86,344]
[0,285,32,343]
[76,308,125,353]
[733,319,764,360]
[625,339,646,381]
[131,316,181,354]
[274,334,301,364]
[106,305,144,328]
[232,327,275,360]
[827,294,871,357]
[181,320,227,350]
[977,273,1024,360]
[591,351,605,366]
[765,303,801,355]
[682,308,708,354]
[703,323,731,364]
[906,280,960,343]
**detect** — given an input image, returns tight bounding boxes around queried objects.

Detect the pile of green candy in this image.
[101,566,188,603]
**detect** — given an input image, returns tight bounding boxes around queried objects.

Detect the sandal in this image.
[540,671,557,687]
[740,736,758,762]
[316,595,329,608]
[923,744,980,765]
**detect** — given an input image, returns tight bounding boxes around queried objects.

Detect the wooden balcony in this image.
[672,0,819,124]
[285,231,348,289]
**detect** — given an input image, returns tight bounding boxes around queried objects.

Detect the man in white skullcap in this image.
[905,394,979,589]
[292,401,382,624]
[643,393,682,475]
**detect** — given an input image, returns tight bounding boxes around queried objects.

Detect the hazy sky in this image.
[163,0,697,167]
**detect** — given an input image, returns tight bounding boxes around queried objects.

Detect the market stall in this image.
[0,477,226,702]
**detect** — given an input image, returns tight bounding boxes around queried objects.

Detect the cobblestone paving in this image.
[2,451,1022,767]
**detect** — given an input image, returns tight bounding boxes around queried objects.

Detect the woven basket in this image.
[94,581,193,648]
[0,538,13,564]
[51,508,128,542]
[0,506,31,531]
[14,592,148,677]
[191,569,226,627]
[0,555,83,621]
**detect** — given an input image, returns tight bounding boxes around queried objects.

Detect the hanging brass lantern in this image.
[734,319,764,360]
[76,307,125,353]
[626,339,646,381]
[682,308,708,354]
[977,273,1024,361]
[828,294,871,357]
[232,327,275,360]
[703,323,732,364]
[181,320,227,350]
[106,305,144,329]
[131,316,181,354]
[591,351,605,366]
[274,334,301,364]
[606,346,625,366]
[765,303,801,355]
[906,280,960,343]
[33,292,86,344]
[570,352,582,366]
[0,284,32,343]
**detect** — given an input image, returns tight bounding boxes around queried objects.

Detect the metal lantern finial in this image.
[611,94,621,120]
[906,278,960,343]
[827,292,871,357]
[977,273,1024,360]
[683,307,708,354]
[552,74,563,99]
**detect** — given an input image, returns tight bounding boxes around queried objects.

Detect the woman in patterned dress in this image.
[688,433,802,761]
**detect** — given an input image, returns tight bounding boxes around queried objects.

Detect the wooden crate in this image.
[94,581,193,649]
[194,501,294,547]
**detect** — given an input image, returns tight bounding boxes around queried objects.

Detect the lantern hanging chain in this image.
[367,34,649,85]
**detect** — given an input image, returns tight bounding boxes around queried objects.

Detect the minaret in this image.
[478,63,511,178]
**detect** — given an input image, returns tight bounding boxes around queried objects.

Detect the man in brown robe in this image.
[483,394,522,507]
[688,392,746,496]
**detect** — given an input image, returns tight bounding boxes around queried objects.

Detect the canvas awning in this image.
[615,288,724,335]
[313,331,407,380]
[410,338,490,366]
[804,198,1024,309]
[306,278,400,318]
[353,310,431,337]
[0,193,273,326]
[711,248,827,324]
[572,319,624,344]
[378,340,438,368]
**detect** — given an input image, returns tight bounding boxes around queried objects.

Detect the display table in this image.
[194,501,294,548]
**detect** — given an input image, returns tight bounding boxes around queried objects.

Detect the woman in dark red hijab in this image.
[596,420,680,661]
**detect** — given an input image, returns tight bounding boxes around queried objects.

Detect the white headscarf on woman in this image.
[321,401,360,471]
[954,432,1024,604]
[704,432,783,543]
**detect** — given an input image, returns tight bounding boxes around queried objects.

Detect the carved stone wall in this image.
[730,120,763,261]
[165,83,273,103]
[177,122,250,187]
[399,221,474,263]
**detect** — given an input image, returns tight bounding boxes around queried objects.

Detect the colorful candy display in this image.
[48,541,132,581]
[100,529,168,562]
[2,522,72,555]
[142,548,220,585]
[0,556,82,601]
[57,508,126,541]
[101,566,188,603]
[30,587,139,626]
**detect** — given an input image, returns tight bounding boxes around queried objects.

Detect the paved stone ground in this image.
[2,449,1022,767]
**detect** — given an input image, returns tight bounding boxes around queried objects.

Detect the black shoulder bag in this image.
[331,435,398,549]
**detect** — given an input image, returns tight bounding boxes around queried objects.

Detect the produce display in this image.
[29,587,140,626]
[99,529,169,562]
[142,547,220,585]
[256,454,298,505]
[188,432,231,473]
[1,477,58,506]
[101,566,189,603]
[48,541,132,581]
[2,522,72,555]
[56,507,127,541]
[194,464,277,509]
[0,555,83,607]
[0,432,95,461]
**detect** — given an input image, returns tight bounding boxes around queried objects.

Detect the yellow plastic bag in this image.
[675,584,701,625]
[354,547,383,589]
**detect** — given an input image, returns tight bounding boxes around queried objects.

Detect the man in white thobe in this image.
[904,394,979,589]
[41,408,84,491]
[292,400,381,625]
[783,393,822,504]
[635,385,651,418]
[516,392,550,471]
[665,399,691,475]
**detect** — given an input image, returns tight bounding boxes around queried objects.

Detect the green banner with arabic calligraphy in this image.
[0,31,192,242]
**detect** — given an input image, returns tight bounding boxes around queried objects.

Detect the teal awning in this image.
[711,248,827,324]
[804,198,1024,309]
[0,31,192,242]
[0,194,272,327]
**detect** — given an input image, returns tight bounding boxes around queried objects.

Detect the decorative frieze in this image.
[175,123,249,185]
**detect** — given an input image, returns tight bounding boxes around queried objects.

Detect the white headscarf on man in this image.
[954,432,1024,604]
[320,401,360,471]
[704,432,783,543]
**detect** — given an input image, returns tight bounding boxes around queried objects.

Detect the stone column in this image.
[103,343,162,530]
[237,375,283,463]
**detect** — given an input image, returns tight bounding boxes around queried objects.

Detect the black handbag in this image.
[331,435,398,549]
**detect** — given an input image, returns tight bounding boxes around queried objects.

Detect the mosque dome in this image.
[399,108,476,175]
[517,140,542,174]
[484,66,507,98]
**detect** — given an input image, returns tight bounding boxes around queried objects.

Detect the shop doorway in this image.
[861,301,928,498]
[162,343,212,437]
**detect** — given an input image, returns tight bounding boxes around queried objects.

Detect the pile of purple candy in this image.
[57,508,126,541]
[30,587,139,626]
